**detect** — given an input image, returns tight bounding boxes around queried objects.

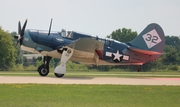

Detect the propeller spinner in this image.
[14,19,28,46]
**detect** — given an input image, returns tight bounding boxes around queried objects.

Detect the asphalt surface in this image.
[0,76,180,85]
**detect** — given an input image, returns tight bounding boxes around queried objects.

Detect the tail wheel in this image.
[136,65,141,72]
[54,73,64,78]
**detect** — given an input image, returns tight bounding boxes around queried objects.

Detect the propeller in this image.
[14,19,28,46]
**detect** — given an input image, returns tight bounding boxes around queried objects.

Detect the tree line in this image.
[0,26,180,71]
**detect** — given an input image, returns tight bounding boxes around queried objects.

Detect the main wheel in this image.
[38,65,49,76]
[54,73,64,78]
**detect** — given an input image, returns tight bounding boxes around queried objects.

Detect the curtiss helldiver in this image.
[14,19,165,78]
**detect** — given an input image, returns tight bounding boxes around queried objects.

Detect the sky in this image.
[0,0,180,37]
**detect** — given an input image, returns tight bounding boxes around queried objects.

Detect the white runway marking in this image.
[0,76,180,85]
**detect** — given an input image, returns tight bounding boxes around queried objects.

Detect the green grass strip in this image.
[0,84,179,107]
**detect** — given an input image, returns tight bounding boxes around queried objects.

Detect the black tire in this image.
[38,65,49,76]
[37,64,43,72]
[54,73,64,78]
[137,65,141,72]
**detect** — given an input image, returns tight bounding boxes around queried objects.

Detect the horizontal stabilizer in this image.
[127,46,163,55]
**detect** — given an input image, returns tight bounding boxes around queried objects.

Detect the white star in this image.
[113,50,122,61]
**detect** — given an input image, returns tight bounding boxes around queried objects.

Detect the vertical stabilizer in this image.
[128,23,165,53]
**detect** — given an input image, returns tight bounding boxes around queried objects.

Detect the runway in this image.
[0,76,180,85]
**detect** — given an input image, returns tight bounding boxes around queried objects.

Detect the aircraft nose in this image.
[14,35,19,39]
[15,19,28,46]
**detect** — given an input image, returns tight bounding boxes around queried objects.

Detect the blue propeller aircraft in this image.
[14,19,165,78]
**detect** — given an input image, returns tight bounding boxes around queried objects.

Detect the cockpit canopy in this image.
[61,29,73,38]
[59,29,113,46]
[60,29,92,40]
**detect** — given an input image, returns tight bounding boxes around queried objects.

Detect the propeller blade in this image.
[18,21,21,35]
[16,41,20,47]
[14,19,27,46]
[20,39,23,45]
[20,19,28,37]
[48,18,53,35]
[19,19,28,45]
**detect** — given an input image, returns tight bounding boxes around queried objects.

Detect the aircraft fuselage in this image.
[20,29,158,66]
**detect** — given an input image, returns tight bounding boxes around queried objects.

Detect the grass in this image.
[0,71,180,107]
[0,84,179,107]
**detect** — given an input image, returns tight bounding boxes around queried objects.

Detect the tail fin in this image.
[128,23,165,53]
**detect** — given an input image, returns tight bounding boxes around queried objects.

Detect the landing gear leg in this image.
[38,56,52,76]
[54,48,74,78]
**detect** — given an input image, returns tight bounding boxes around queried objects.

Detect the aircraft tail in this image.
[128,23,165,54]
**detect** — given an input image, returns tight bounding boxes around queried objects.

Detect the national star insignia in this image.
[113,50,122,61]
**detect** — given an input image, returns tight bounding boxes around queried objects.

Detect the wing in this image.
[67,38,104,53]
[63,38,104,64]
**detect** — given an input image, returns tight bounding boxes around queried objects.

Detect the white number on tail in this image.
[145,34,158,43]
[142,29,162,49]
